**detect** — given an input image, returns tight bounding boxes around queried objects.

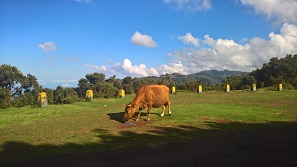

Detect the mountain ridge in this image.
[155,70,249,85]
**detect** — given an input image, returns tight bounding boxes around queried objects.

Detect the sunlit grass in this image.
[0,89,296,162]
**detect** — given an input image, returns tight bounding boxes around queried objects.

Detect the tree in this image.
[250,54,297,88]
[106,75,122,89]
[64,87,79,104]
[22,74,39,92]
[185,80,199,92]
[43,88,54,104]
[0,87,11,108]
[0,64,26,96]
[123,76,133,85]
[54,86,64,104]
[132,77,142,93]
[241,75,256,89]
[222,75,243,90]
[0,64,40,107]
[96,82,119,98]
[86,72,105,84]
[78,78,90,98]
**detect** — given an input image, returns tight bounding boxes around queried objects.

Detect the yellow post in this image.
[226,84,230,92]
[252,84,256,91]
[278,84,282,91]
[198,85,202,93]
[86,90,93,99]
[171,86,176,94]
[38,92,48,107]
[118,89,125,98]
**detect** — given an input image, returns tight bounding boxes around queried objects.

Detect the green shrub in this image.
[0,88,10,108]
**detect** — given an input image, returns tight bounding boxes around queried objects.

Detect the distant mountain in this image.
[159,70,249,85]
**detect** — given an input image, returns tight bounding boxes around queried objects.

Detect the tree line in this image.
[0,54,296,108]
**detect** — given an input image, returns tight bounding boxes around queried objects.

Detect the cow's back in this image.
[145,85,170,108]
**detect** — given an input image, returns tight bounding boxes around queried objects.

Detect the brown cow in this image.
[123,85,171,121]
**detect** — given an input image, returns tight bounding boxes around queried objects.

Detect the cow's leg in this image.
[147,104,152,121]
[136,108,142,121]
[167,100,171,115]
[160,105,165,117]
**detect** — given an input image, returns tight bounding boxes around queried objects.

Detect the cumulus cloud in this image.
[84,23,297,78]
[163,0,212,12]
[84,59,159,77]
[166,23,297,73]
[130,31,158,48]
[38,42,57,52]
[121,59,159,77]
[240,0,297,24]
[178,33,199,47]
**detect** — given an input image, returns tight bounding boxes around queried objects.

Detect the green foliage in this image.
[0,87,11,108]
[43,88,54,104]
[251,54,297,88]
[96,82,119,98]
[123,84,134,94]
[64,87,79,104]
[185,80,200,92]
[0,64,40,108]
[86,72,105,84]
[54,86,64,104]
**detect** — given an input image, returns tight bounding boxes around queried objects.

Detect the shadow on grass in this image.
[1,121,297,167]
[107,112,125,123]
[107,111,160,123]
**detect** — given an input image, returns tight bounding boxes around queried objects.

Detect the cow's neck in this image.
[131,93,145,107]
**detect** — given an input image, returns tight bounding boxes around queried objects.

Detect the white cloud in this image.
[240,0,297,24]
[83,64,111,72]
[178,33,199,47]
[121,59,160,77]
[62,55,80,63]
[84,23,297,77]
[75,0,92,3]
[163,0,212,12]
[38,42,57,52]
[166,23,297,73]
[130,31,158,48]
[51,80,77,83]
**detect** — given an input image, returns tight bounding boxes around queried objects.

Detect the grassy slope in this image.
[0,90,296,163]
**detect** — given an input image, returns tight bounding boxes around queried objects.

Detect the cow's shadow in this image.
[107,111,160,123]
[107,112,125,123]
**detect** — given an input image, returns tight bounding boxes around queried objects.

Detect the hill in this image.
[159,70,249,85]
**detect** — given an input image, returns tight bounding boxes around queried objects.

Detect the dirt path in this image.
[3,122,297,167]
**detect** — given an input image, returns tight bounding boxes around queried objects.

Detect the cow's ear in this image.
[126,103,132,107]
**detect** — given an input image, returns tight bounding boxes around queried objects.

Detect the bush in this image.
[0,88,11,108]
[123,84,134,94]
[63,97,79,104]
[283,83,294,90]
[241,85,251,90]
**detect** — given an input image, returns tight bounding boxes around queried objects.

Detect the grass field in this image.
[0,89,297,164]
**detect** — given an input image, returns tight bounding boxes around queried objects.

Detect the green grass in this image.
[0,90,296,163]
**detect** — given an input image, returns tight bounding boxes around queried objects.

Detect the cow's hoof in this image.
[160,113,164,117]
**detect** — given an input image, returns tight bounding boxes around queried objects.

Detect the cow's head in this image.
[123,102,137,121]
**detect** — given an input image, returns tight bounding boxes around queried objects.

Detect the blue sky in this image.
[1,0,297,88]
